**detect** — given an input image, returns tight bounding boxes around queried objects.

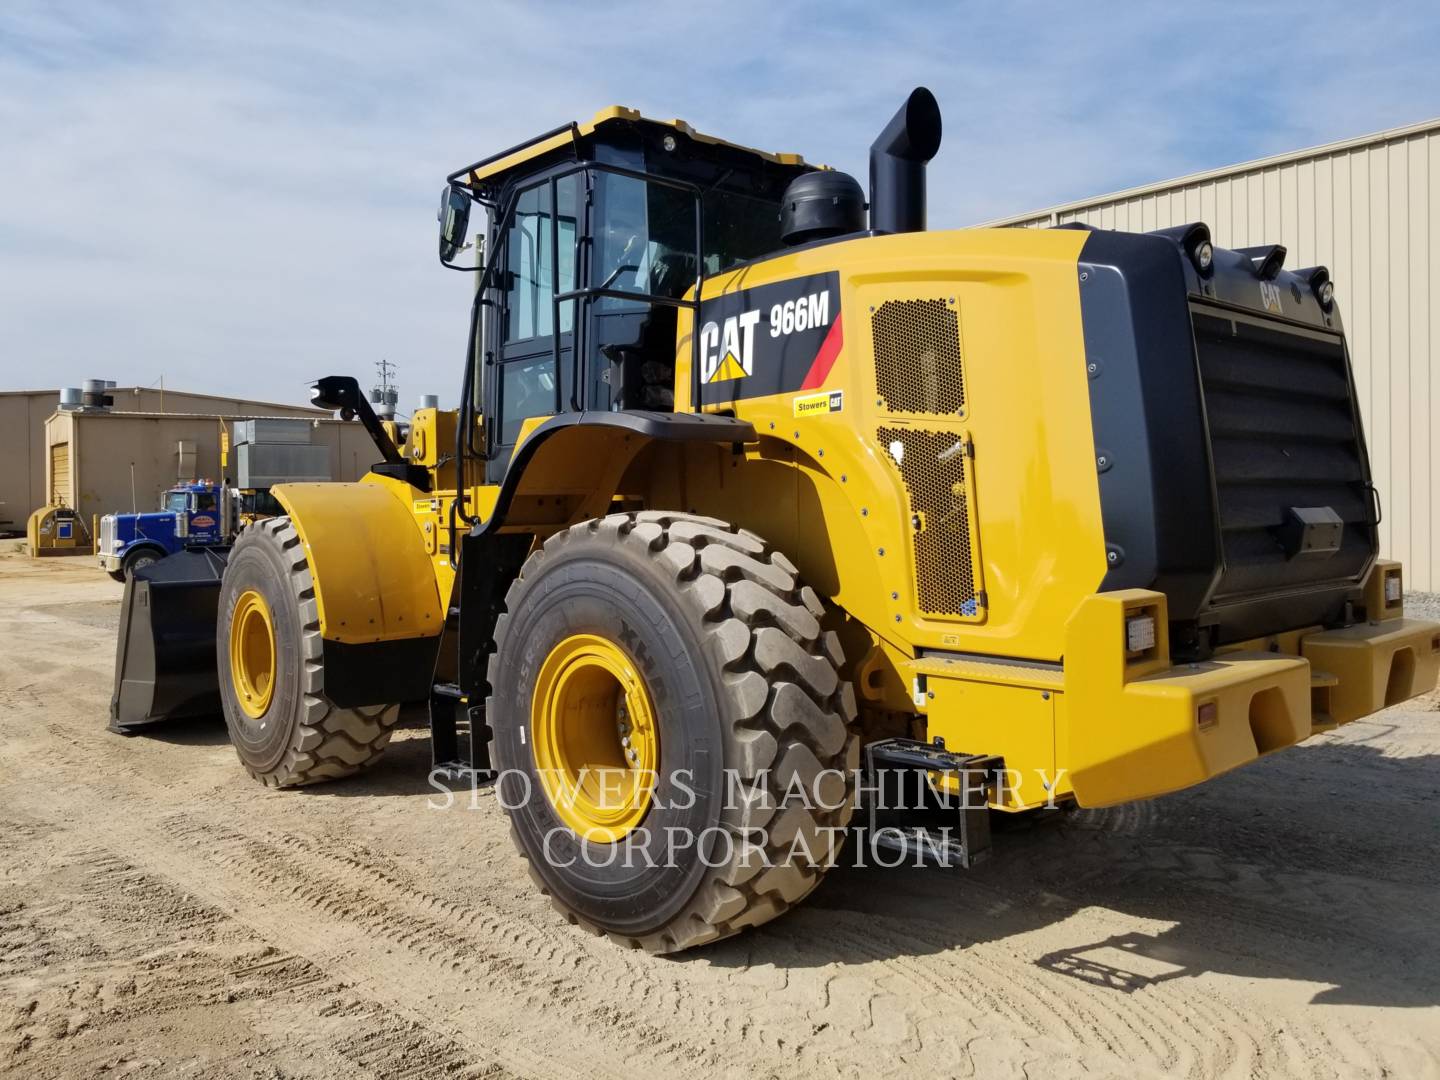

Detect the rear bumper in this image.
[1067,648,1315,808]
[1301,618,1440,727]
[1062,594,1439,807]
[909,590,1440,811]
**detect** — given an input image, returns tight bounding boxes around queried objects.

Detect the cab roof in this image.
[451,105,812,190]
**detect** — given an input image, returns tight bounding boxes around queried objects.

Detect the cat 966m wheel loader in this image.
[112,88,1440,952]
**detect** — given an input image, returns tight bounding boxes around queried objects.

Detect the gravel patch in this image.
[1406,591,1440,622]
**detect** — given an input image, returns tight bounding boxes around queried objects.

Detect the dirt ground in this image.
[2,546,1439,1079]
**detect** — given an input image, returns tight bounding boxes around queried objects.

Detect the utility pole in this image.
[371,359,399,420]
[375,358,396,396]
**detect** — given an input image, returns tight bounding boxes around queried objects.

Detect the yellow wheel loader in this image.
[112,88,1440,953]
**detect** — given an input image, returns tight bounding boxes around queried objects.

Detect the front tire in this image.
[489,512,858,953]
[121,547,161,579]
[217,517,399,787]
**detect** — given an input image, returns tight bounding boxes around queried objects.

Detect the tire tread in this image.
[226,517,398,788]
[489,511,858,954]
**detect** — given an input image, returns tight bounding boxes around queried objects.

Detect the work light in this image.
[1125,613,1156,654]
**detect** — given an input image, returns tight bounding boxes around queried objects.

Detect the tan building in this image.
[42,410,380,531]
[0,386,323,533]
[0,391,62,532]
[988,118,1440,591]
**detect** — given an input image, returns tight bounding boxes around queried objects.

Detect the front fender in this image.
[271,481,443,646]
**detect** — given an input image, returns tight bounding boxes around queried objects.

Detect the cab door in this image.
[486,175,581,482]
[188,489,222,544]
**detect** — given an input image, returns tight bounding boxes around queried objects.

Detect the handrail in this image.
[446,123,580,186]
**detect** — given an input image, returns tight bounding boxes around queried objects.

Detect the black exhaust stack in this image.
[869,87,943,235]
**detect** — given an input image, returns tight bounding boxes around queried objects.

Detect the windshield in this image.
[164,491,189,513]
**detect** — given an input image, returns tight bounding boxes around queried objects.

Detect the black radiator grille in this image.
[1191,305,1374,603]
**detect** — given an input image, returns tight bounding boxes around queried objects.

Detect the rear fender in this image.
[481,411,756,534]
[455,412,756,700]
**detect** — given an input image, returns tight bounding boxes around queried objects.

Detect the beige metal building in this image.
[43,409,380,529]
[0,386,323,533]
[988,117,1440,592]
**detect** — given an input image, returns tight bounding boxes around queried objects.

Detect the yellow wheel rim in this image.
[229,589,277,719]
[531,634,660,843]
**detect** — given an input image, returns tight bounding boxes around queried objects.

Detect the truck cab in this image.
[98,481,228,580]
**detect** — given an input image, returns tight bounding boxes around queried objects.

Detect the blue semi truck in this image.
[96,418,331,581]
[97,481,234,581]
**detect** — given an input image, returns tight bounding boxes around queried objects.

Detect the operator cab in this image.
[440,108,815,481]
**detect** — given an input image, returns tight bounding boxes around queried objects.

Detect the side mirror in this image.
[437,183,472,264]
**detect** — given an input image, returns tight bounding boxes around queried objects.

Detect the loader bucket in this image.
[109,547,230,733]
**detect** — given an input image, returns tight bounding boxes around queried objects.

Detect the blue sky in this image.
[2,1,1438,408]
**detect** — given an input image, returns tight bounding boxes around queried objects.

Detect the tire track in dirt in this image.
[4,733,1427,1080]
[3,724,1147,1077]
[0,763,1251,1079]
[165,813,1275,1079]
[0,827,503,1079]
[0,772,654,1080]
[5,559,1440,1078]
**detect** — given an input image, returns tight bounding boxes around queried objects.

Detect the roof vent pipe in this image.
[81,378,113,411]
[869,87,943,235]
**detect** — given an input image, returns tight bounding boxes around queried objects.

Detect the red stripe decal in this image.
[799,315,844,391]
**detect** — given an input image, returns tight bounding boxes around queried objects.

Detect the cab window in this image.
[503,181,579,344]
[593,174,695,307]
[493,176,580,462]
[593,172,782,291]
[702,187,783,274]
[586,173,703,412]
[194,492,216,513]
[498,355,560,444]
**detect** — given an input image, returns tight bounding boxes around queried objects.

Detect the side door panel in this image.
[485,177,581,483]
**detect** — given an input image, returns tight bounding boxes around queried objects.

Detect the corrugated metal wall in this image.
[990,120,1440,591]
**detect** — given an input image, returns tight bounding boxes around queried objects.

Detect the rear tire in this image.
[489,511,858,953]
[217,517,399,787]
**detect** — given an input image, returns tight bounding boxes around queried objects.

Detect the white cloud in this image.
[0,1,1436,406]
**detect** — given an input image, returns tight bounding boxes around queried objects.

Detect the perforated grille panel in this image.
[872,299,965,414]
[879,426,979,617]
